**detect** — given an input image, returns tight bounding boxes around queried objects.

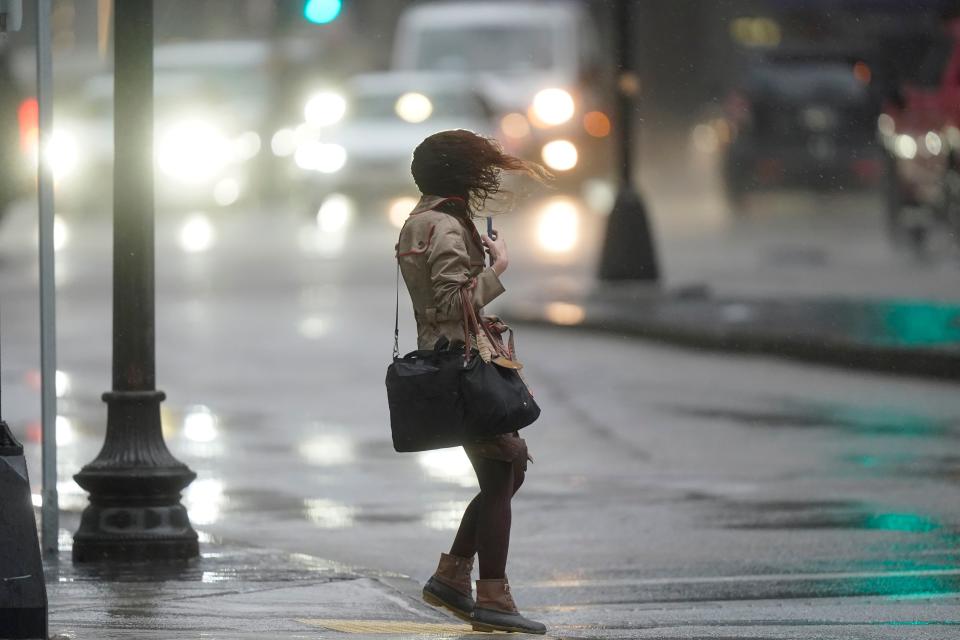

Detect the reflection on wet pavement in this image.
[304,498,357,529]
[417,448,476,487]
[668,401,958,438]
[299,432,355,466]
[184,478,226,526]
[422,500,471,531]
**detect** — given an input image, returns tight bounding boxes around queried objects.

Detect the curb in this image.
[503,295,960,381]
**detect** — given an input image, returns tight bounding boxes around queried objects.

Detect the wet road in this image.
[1,198,959,637]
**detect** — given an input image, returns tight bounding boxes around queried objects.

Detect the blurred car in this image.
[1,46,30,225]
[40,40,272,213]
[878,13,960,247]
[289,72,495,227]
[392,1,614,192]
[720,48,884,206]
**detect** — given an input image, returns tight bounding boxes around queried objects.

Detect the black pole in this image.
[73,0,198,563]
[598,0,660,282]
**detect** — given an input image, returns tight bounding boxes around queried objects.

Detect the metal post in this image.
[73,0,198,563]
[598,0,660,282]
[35,0,59,556]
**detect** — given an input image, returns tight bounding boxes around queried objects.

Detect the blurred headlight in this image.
[924,131,942,156]
[53,215,69,251]
[213,177,241,207]
[158,120,230,184]
[531,88,574,127]
[536,197,580,254]
[395,92,433,124]
[295,141,347,173]
[317,193,353,233]
[271,128,297,157]
[179,214,215,253]
[501,113,530,139]
[877,113,895,138]
[388,196,419,229]
[541,139,578,171]
[304,91,346,127]
[893,134,917,160]
[47,130,79,180]
[232,131,261,160]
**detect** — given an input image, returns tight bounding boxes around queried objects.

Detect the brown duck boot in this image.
[471,578,546,634]
[422,553,475,621]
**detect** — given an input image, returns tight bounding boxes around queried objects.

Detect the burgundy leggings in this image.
[448,452,526,579]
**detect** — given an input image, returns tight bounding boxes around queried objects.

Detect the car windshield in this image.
[76,70,267,121]
[750,62,868,103]
[350,90,485,121]
[412,26,556,73]
[912,36,953,87]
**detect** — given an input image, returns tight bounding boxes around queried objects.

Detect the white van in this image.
[392,1,613,186]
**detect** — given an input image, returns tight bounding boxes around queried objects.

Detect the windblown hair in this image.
[411,129,551,214]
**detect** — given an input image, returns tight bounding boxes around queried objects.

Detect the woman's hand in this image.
[482,232,509,276]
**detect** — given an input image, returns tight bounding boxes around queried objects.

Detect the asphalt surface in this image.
[1,195,959,638]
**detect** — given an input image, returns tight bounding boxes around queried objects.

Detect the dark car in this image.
[722,48,884,206]
[878,14,960,248]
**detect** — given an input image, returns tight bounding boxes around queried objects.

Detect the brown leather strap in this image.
[460,287,473,365]
[461,287,513,362]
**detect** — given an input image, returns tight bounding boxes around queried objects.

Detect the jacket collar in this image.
[409,195,450,217]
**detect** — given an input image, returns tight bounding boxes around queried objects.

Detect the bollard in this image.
[0,421,48,639]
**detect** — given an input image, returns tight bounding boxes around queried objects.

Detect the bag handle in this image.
[460,285,516,363]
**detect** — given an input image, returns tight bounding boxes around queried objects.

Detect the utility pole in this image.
[598,0,660,282]
[73,0,198,562]
[35,0,59,558]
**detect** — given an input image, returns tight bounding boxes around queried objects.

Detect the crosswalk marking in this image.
[296,619,561,637]
[297,619,474,634]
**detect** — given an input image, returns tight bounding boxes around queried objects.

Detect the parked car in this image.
[392,1,614,193]
[289,71,495,226]
[721,47,884,207]
[878,13,960,247]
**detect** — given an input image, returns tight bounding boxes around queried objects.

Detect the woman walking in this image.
[395,130,547,634]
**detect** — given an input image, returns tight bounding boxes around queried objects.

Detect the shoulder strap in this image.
[393,258,400,358]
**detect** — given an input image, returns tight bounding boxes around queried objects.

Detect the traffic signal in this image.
[303,0,342,24]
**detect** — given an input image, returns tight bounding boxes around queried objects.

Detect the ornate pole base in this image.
[598,186,661,282]
[73,391,198,563]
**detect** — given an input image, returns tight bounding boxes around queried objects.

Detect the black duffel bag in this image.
[386,284,539,453]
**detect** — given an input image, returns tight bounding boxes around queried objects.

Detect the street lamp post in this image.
[72,0,198,562]
[598,0,660,282]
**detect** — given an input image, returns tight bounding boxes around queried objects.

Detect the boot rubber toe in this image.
[422,577,474,622]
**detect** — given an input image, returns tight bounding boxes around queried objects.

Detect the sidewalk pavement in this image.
[46,542,567,640]
[500,282,960,381]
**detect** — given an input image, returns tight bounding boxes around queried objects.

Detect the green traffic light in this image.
[304,0,342,24]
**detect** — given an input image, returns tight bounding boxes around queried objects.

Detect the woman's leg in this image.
[449,458,525,560]
[449,493,481,558]
[468,454,517,579]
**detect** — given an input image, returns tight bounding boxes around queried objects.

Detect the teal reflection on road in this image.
[864,512,941,533]
[878,302,960,347]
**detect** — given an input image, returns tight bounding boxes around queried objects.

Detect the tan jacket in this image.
[397,196,504,359]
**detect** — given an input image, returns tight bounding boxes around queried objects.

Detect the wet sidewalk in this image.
[43,540,960,639]
[46,542,563,639]
[501,283,960,380]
